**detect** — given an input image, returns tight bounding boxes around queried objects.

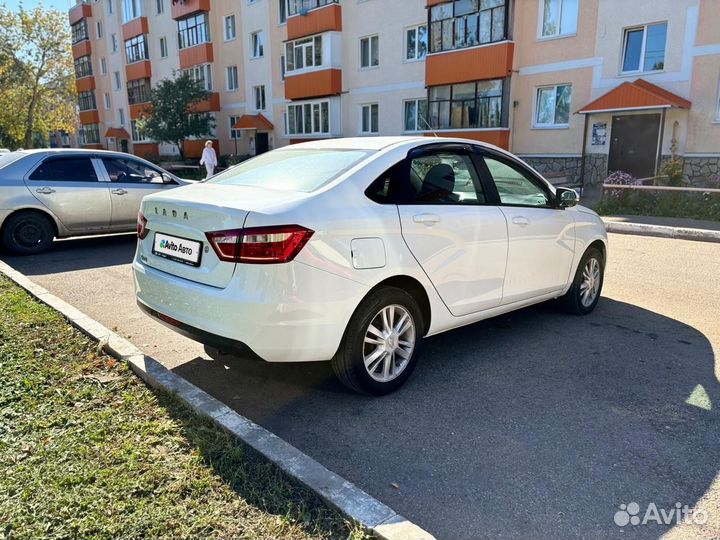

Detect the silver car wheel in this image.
[579,257,601,307]
[363,304,416,383]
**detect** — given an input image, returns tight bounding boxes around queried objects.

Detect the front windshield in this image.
[207,149,374,192]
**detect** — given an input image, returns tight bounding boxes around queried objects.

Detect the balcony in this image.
[125,60,152,82]
[129,103,152,120]
[285,69,341,100]
[68,2,91,25]
[71,39,92,60]
[75,76,95,93]
[171,0,210,20]
[287,3,341,41]
[179,43,213,70]
[425,129,510,149]
[189,92,220,113]
[122,17,148,41]
[79,110,99,125]
[426,42,514,86]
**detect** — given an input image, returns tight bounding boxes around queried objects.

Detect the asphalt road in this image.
[2,233,719,540]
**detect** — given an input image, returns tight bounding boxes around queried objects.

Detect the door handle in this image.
[111,188,128,195]
[512,216,530,227]
[413,213,441,225]
[35,187,55,194]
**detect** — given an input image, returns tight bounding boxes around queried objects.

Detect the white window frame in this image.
[278,0,288,24]
[111,34,118,53]
[122,0,142,23]
[108,0,113,14]
[360,34,379,69]
[404,24,427,62]
[403,98,428,133]
[226,65,239,91]
[360,103,379,134]
[533,83,572,128]
[184,63,213,91]
[100,57,107,75]
[229,115,242,139]
[156,0,164,14]
[118,107,126,126]
[96,21,103,39]
[716,73,720,122]
[285,100,330,136]
[131,119,150,142]
[254,85,266,111]
[537,0,578,40]
[113,71,121,91]
[160,36,168,58]
[620,22,667,75]
[104,93,111,110]
[251,30,264,58]
[224,15,236,41]
[285,35,323,74]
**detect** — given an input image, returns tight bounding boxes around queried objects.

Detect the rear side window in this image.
[208,149,373,192]
[28,157,98,182]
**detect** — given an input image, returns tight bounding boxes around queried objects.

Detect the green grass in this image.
[0,276,364,540]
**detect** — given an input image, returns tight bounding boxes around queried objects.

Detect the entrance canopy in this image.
[104,127,131,139]
[233,113,274,131]
[577,79,691,114]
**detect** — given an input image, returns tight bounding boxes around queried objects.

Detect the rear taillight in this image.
[206,225,314,264]
[137,211,148,239]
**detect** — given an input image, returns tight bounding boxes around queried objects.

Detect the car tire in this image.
[1,212,55,255]
[560,246,605,315]
[332,286,424,396]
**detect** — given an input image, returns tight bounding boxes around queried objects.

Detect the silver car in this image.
[0,149,194,254]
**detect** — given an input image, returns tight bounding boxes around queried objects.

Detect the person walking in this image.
[199,140,218,178]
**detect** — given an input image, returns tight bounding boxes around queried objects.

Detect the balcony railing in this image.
[288,0,338,17]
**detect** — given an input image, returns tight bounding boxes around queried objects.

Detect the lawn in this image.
[0,275,361,540]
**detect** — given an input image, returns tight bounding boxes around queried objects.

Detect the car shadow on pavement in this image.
[173,298,720,540]
[0,233,137,274]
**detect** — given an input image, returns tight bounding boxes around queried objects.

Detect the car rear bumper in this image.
[133,258,369,363]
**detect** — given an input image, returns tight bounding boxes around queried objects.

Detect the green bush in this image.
[596,187,720,221]
[658,157,685,186]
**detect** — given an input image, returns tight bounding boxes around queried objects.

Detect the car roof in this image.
[14,148,135,158]
[284,136,508,154]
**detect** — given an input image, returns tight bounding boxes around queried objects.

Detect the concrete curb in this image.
[0,260,435,540]
[603,220,720,243]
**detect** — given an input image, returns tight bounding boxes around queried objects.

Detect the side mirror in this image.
[556,187,579,208]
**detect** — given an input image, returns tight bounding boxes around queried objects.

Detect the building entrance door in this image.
[608,114,661,179]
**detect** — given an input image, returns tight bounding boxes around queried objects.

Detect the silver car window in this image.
[28,157,99,182]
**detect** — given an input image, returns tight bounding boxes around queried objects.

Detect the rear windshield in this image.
[0,152,26,170]
[207,149,374,192]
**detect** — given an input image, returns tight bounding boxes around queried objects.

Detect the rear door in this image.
[477,151,576,305]
[388,145,508,316]
[24,155,111,232]
[99,156,179,231]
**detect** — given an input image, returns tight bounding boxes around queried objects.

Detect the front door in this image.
[120,139,129,153]
[608,113,661,179]
[255,132,269,155]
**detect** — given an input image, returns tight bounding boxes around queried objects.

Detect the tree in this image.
[0,5,77,149]
[136,72,215,160]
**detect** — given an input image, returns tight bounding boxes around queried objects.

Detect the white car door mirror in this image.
[557,188,579,208]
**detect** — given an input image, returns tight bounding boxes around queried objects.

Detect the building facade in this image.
[69,0,720,183]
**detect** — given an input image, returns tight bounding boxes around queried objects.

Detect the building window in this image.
[156,0,163,14]
[71,20,89,43]
[717,75,720,120]
[361,103,379,134]
[127,78,151,104]
[113,71,122,90]
[251,31,264,58]
[125,34,149,64]
[287,0,337,17]
[78,90,97,111]
[254,85,266,111]
[540,0,578,38]
[286,101,330,135]
[534,84,571,127]
[178,13,210,49]
[104,93,111,110]
[226,65,239,91]
[229,115,242,139]
[119,108,126,126]
[96,21,103,39]
[122,0,142,23]
[160,37,168,58]
[111,34,118,53]
[622,22,667,73]
[430,0,506,53]
[285,35,322,73]
[79,124,100,145]
[279,0,288,23]
[100,57,107,75]
[74,55,93,78]
[183,63,213,91]
[404,98,428,132]
[224,15,236,40]
[360,35,379,68]
[108,0,113,14]
[131,120,150,142]
[428,79,506,129]
[405,25,427,61]
[280,55,286,80]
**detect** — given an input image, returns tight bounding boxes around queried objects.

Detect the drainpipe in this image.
[579,113,589,186]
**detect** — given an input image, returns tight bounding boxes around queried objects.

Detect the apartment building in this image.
[69,0,720,183]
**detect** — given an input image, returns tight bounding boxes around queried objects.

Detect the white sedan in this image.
[134,137,607,395]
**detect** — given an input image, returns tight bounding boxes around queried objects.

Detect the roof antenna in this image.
[419,114,439,138]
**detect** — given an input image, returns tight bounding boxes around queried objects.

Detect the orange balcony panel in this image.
[122,17,148,41]
[82,143,104,149]
[72,40,92,59]
[133,142,159,159]
[75,76,96,93]
[179,43,213,70]
[426,0,450,5]
[426,42,514,87]
[183,139,218,159]
[68,3,92,25]
[287,4,341,40]
[79,110,99,124]
[427,129,510,149]
[125,60,152,81]
[189,92,220,113]
[171,0,210,20]
[129,103,152,120]
[285,69,341,100]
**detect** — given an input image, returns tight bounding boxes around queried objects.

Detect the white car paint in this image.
[134,137,607,372]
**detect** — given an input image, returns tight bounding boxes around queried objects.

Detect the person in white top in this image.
[199,140,218,178]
